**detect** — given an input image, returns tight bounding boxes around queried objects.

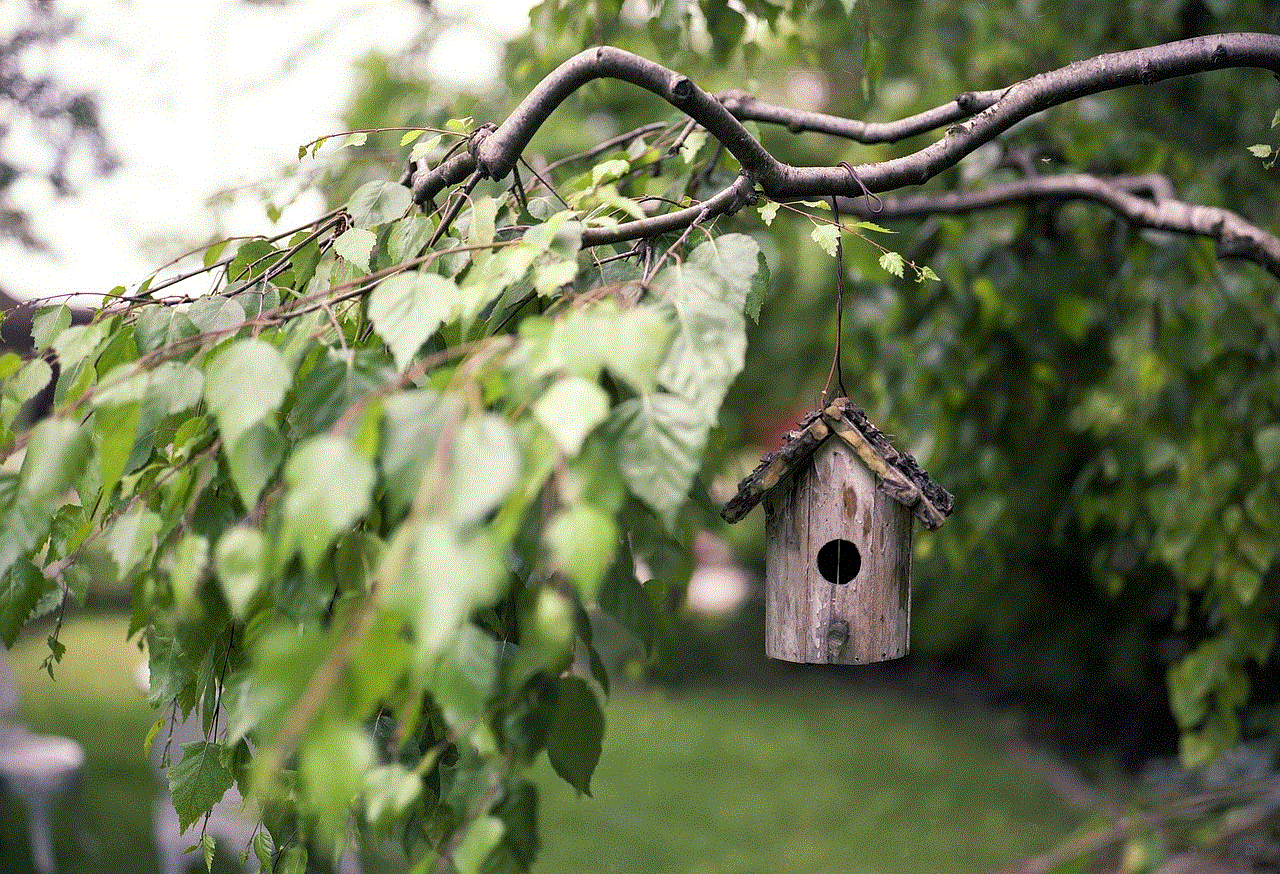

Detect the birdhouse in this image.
[722,398,953,665]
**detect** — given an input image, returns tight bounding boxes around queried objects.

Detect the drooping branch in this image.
[404,33,1280,248]
[839,173,1280,278]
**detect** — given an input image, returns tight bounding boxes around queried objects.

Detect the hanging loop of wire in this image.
[838,160,883,214]
[820,162,883,404]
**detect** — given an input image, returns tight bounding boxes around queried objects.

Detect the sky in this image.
[1,0,537,304]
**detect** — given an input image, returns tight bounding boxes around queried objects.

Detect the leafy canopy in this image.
[3,1,1280,872]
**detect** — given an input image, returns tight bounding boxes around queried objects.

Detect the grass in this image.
[533,688,1078,874]
[2,615,1078,873]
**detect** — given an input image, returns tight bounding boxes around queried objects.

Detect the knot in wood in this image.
[669,74,693,102]
[825,619,850,661]
[466,123,498,173]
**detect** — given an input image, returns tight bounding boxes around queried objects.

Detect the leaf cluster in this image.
[0,121,765,870]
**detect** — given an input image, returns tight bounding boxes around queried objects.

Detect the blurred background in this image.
[2,1,1278,872]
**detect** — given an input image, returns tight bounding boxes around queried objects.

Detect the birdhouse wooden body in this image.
[722,399,953,665]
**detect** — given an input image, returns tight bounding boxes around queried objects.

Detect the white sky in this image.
[0,0,537,304]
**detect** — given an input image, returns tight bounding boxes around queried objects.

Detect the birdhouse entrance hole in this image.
[816,538,860,584]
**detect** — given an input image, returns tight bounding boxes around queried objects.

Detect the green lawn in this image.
[2,616,1078,873]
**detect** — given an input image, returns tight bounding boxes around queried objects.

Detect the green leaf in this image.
[252,832,273,870]
[31,306,71,350]
[878,250,905,277]
[384,520,506,666]
[226,422,285,508]
[1167,638,1224,729]
[466,195,499,255]
[187,296,245,335]
[95,361,204,413]
[19,417,90,502]
[533,376,610,456]
[367,271,460,371]
[545,504,618,602]
[606,305,675,395]
[426,623,498,732]
[364,764,423,828]
[204,339,292,445]
[409,134,443,164]
[534,259,578,296]
[49,321,109,369]
[387,216,436,263]
[202,238,229,268]
[201,834,215,873]
[214,526,265,616]
[2,358,52,429]
[165,534,209,608]
[333,227,377,273]
[591,158,630,187]
[346,180,412,228]
[687,233,762,312]
[850,220,894,235]
[679,129,707,164]
[1255,424,1280,473]
[298,721,374,844]
[105,507,161,577]
[1246,144,1273,158]
[283,436,375,572]
[757,201,779,226]
[653,259,747,422]
[135,306,197,353]
[93,400,140,497]
[380,390,454,517]
[453,815,505,874]
[448,415,521,525]
[609,394,709,528]
[545,675,604,796]
[399,129,424,147]
[338,131,368,150]
[1,559,54,648]
[168,741,234,833]
[810,223,840,257]
[598,544,655,653]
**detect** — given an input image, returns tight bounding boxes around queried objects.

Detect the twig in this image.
[991,778,1280,874]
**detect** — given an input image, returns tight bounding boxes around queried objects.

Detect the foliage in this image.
[2,1,1279,871]
[0,114,766,866]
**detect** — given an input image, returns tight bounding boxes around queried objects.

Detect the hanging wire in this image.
[820,163,882,405]
[820,194,849,403]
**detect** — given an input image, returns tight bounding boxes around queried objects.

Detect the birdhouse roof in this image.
[721,398,954,530]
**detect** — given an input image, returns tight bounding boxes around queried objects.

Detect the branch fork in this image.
[402,34,1280,274]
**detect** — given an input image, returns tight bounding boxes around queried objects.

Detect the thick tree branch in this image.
[840,173,1280,278]
[404,33,1280,247]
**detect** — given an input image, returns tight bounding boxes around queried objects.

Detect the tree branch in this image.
[839,173,1280,278]
[403,34,1280,247]
[580,173,756,246]
[715,88,1004,143]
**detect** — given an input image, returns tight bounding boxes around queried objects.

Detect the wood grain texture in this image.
[764,439,911,664]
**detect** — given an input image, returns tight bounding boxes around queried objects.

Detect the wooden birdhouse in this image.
[722,399,953,665]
